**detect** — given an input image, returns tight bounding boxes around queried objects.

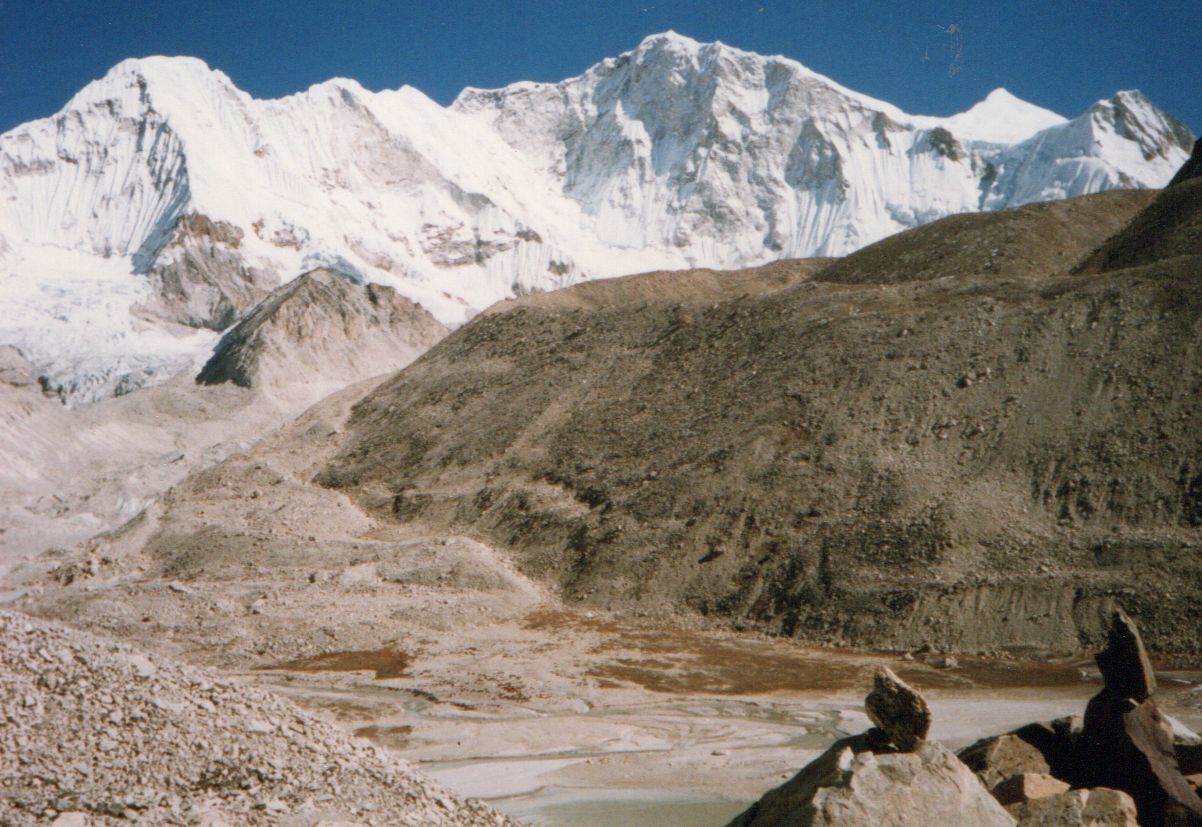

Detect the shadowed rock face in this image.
[1168,138,1202,186]
[960,613,1202,827]
[197,268,447,408]
[1075,177,1202,274]
[730,674,1014,827]
[1078,612,1202,827]
[317,184,1202,656]
[1094,609,1156,703]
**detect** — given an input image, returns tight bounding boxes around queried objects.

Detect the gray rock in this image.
[50,814,90,827]
[727,736,1014,827]
[865,666,931,752]
[0,610,520,827]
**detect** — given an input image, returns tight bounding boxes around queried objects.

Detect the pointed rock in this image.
[1095,609,1155,703]
[1080,612,1202,826]
[865,667,931,752]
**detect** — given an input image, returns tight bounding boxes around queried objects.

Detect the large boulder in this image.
[727,735,1015,827]
[959,718,1083,789]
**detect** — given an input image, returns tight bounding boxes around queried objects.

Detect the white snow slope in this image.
[0,32,1192,404]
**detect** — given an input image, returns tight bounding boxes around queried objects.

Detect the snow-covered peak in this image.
[1089,89,1195,158]
[65,55,248,117]
[937,87,1067,144]
[0,39,1192,405]
[634,30,704,53]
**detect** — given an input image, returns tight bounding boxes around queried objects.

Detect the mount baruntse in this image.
[0,32,1191,403]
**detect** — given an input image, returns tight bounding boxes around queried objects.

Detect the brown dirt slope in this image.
[482,258,830,316]
[1075,177,1202,274]
[317,187,1202,657]
[818,189,1155,285]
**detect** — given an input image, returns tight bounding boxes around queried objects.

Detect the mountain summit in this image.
[0,33,1192,402]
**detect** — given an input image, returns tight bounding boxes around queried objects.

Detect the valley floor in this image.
[5,258,1201,823]
[224,606,1202,827]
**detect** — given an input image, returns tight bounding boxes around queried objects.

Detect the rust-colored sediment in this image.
[352,724,414,748]
[526,609,1090,696]
[258,647,411,679]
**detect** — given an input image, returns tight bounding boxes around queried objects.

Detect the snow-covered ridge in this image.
[0,32,1192,404]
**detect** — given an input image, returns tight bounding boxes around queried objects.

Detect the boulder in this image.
[1081,685,1202,826]
[960,730,1055,790]
[992,773,1070,807]
[1094,610,1156,703]
[864,667,931,752]
[1008,787,1139,827]
[727,735,1015,827]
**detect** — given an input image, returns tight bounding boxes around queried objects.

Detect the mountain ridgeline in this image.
[0,33,1192,402]
[317,181,1202,656]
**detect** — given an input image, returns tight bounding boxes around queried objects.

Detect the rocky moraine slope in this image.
[315,176,1202,657]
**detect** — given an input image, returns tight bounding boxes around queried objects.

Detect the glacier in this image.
[0,32,1192,404]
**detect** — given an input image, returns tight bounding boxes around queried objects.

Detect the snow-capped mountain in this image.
[0,32,1192,404]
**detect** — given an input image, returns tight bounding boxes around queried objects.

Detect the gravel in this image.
[0,610,522,826]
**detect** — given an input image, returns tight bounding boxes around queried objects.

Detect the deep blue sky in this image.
[0,1,1197,137]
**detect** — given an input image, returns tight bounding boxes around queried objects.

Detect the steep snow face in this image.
[0,59,601,402]
[455,33,1190,262]
[0,34,1192,404]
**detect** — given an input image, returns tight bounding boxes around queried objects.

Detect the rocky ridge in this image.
[196,267,447,409]
[0,265,444,567]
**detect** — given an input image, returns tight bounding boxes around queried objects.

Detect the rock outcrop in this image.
[959,612,1202,827]
[196,268,447,409]
[136,213,280,330]
[1078,612,1202,827]
[730,672,1013,826]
